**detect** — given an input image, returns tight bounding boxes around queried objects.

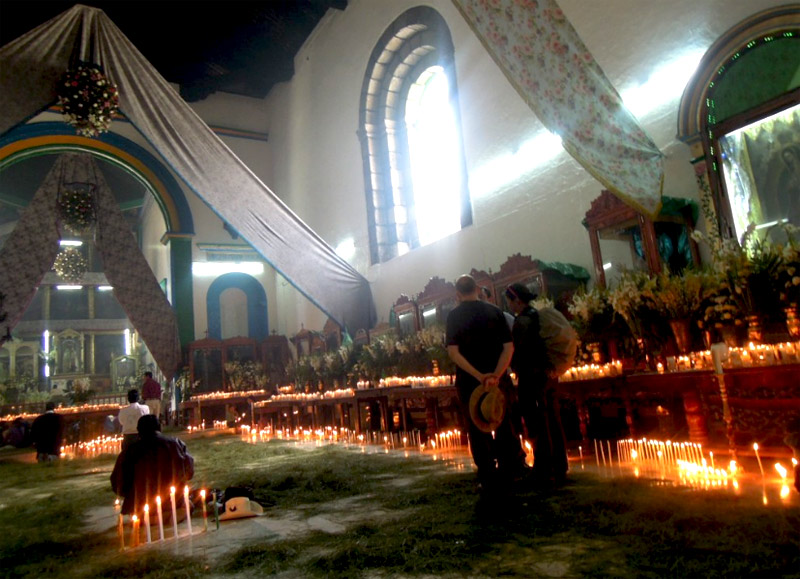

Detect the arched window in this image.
[359,7,471,264]
[678,7,800,243]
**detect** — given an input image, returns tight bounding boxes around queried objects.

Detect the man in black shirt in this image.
[446,274,527,491]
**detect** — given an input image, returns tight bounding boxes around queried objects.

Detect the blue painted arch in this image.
[207,273,268,340]
[0,122,194,235]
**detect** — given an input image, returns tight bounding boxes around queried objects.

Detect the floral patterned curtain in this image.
[452,0,664,217]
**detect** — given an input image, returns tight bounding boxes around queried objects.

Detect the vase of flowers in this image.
[693,226,783,344]
[607,270,658,369]
[567,285,624,363]
[648,269,707,354]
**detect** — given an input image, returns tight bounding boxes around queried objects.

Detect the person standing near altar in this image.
[504,283,569,487]
[117,389,149,452]
[446,274,527,492]
[142,371,162,420]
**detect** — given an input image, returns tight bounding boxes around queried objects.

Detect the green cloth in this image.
[660,196,699,223]
[538,261,590,281]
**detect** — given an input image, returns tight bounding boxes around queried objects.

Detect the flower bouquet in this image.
[607,270,657,340]
[647,269,708,354]
[607,270,661,367]
[568,285,617,340]
[775,224,800,307]
[57,63,119,138]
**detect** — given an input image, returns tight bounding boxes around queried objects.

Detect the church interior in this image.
[0,1,799,576]
[0,0,798,460]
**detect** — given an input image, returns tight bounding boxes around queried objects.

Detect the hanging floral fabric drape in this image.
[452,0,664,217]
[0,153,182,377]
[0,4,376,334]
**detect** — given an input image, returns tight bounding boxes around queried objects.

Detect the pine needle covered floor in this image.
[1,432,798,578]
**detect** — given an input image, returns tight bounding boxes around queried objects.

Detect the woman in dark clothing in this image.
[505,283,568,485]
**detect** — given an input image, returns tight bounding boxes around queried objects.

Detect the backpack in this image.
[537,307,579,376]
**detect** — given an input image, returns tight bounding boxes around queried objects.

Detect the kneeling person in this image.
[111,415,194,517]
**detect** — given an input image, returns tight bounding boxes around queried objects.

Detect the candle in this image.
[156,496,165,541]
[170,486,178,538]
[144,504,152,543]
[116,502,125,550]
[212,490,220,530]
[131,515,139,548]
[183,485,193,535]
[200,489,208,532]
[753,443,765,479]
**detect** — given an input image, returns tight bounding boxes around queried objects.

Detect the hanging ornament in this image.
[57,183,97,236]
[56,63,119,138]
[53,247,88,283]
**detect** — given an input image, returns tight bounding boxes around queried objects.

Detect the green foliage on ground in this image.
[0,432,798,578]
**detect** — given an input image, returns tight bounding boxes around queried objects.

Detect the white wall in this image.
[259,0,790,328]
[24,0,788,341]
[139,194,170,294]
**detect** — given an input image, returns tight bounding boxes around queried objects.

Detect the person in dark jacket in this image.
[31,402,63,462]
[505,283,568,486]
[111,414,194,517]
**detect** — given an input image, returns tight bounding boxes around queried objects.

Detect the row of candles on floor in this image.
[185,420,228,433]
[239,423,464,453]
[60,435,122,458]
[586,438,797,502]
[115,485,219,549]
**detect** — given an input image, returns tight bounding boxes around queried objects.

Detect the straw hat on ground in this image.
[219,496,264,521]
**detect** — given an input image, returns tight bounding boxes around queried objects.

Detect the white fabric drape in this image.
[452,0,664,217]
[0,4,376,333]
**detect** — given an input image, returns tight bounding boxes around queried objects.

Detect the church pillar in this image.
[9,343,16,377]
[43,286,51,320]
[164,234,195,349]
[89,334,96,374]
[88,286,95,319]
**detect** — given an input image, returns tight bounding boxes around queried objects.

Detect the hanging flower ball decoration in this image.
[56,63,119,138]
[57,183,96,236]
[53,247,89,284]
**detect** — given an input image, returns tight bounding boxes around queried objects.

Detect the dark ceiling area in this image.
[0,0,349,102]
